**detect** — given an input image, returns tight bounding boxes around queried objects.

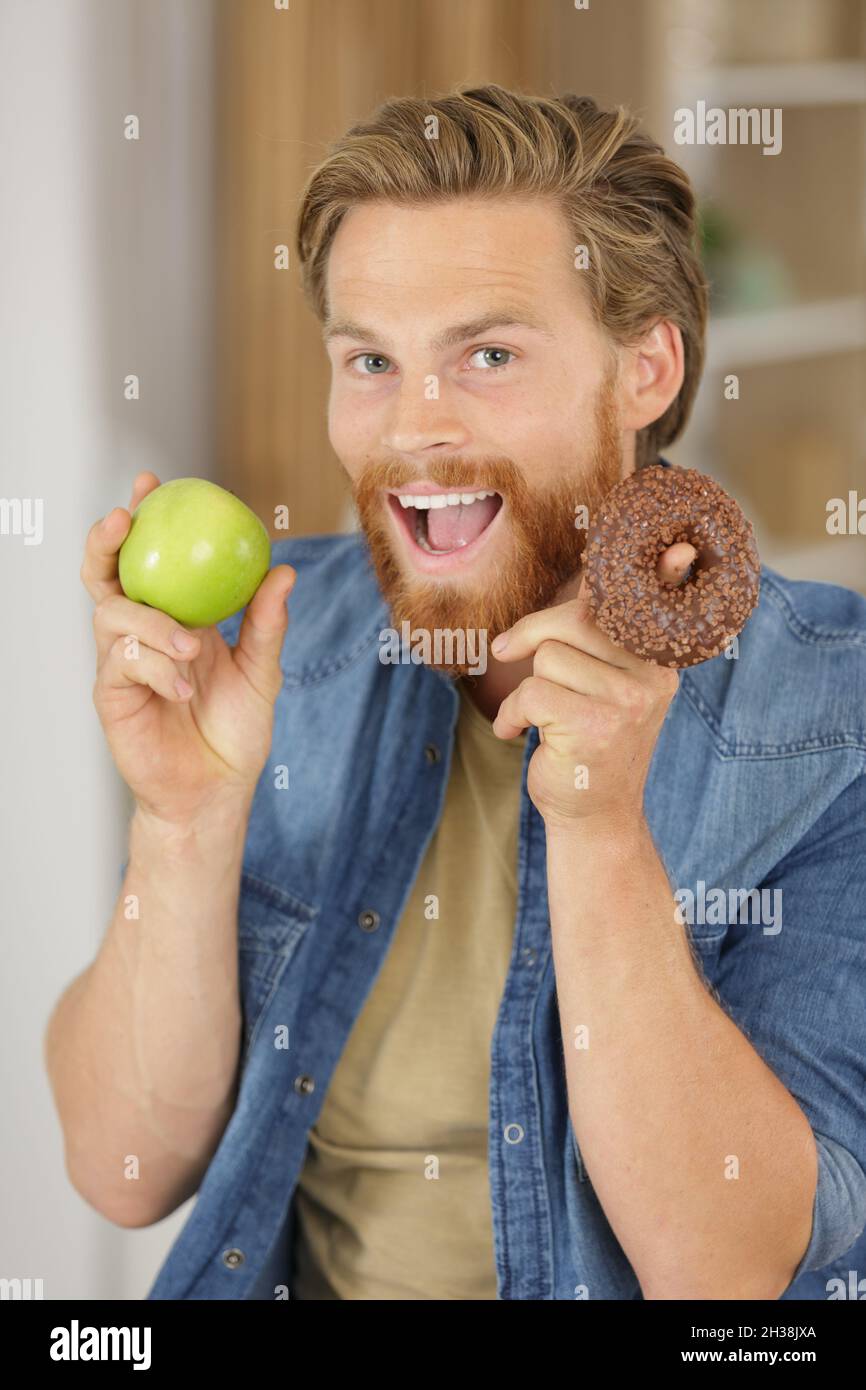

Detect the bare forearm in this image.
[44,799,251,1225]
[546,817,817,1299]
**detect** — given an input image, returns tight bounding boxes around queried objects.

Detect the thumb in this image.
[233,564,296,699]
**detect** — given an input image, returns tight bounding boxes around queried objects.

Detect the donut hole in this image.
[655,539,700,588]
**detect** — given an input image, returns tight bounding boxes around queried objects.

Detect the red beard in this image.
[353,375,623,677]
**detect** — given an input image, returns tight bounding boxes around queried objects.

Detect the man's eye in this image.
[468,347,514,370]
[350,354,392,375]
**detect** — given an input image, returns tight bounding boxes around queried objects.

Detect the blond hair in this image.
[296,84,708,466]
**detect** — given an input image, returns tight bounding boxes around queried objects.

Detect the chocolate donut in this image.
[582,464,760,668]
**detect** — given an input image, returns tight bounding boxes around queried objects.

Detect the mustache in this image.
[353,457,528,498]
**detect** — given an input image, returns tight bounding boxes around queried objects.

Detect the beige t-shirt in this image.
[291,678,527,1299]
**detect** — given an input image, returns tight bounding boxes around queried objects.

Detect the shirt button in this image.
[294,1074,315,1095]
[222,1248,245,1268]
[504,1123,525,1144]
[424,743,441,765]
[358,908,380,932]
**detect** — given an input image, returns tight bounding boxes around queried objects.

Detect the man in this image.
[48,86,866,1300]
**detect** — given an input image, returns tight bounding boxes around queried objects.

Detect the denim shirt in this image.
[145,497,866,1301]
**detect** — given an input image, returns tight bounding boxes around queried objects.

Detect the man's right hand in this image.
[82,471,295,828]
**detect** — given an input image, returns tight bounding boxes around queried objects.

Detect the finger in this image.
[97,637,194,705]
[657,542,697,587]
[80,508,136,603]
[232,564,296,701]
[80,476,163,604]
[531,638,630,701]
[129,470,161,511]
[92,593,201,667]
[491,584,637,671]
[492,675,573,740]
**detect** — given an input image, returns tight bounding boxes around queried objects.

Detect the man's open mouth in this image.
[387,488,504,560]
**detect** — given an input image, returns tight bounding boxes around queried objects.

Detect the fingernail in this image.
[172,630,196,653]
[174,676,193,698]
[491,633,509,655]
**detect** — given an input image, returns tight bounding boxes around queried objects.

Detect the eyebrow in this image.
[322,309,554,353]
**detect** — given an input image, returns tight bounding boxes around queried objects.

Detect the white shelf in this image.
[705,295,866,369]
[681,61,866,108]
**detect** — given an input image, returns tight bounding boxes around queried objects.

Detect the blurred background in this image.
[2,0,864,1300]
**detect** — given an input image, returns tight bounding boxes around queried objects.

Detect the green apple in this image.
[118,478,271,627]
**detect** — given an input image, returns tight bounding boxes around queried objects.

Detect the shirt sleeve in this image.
[709,769,866,1285]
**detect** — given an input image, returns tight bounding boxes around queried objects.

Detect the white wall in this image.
[0,0,218,1299]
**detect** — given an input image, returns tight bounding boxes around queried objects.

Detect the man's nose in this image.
[380,374,471,456]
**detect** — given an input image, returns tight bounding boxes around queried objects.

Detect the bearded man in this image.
[53,86,866,1302]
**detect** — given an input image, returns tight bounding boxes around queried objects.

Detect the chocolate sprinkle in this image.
[582,464,761,668]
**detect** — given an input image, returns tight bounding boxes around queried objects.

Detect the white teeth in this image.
[395,489,497,509]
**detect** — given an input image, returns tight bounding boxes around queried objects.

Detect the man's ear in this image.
[620,320,684,434]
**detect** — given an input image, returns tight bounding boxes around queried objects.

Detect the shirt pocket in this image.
[237,871,317,1064]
